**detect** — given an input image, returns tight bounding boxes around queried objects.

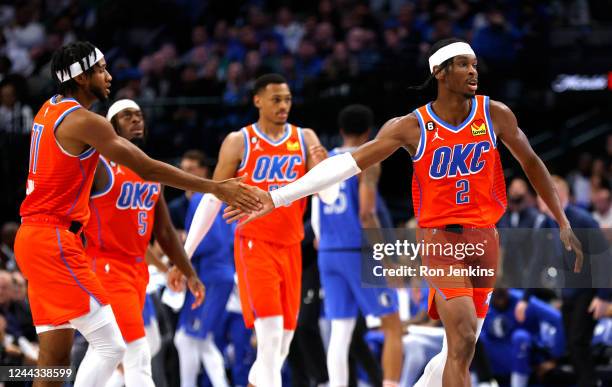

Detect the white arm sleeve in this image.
[317,183,340,204]
[183,194,222,259]
[271,152,361,208]
[311,195,320,241]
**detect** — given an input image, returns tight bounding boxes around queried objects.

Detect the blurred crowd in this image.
[1,0,610,130]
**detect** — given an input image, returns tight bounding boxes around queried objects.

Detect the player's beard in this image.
[91,85,107,102]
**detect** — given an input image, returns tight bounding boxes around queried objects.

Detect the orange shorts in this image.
[91,254,149,343]
[419,226,499,320]
[428,287,493,319]
[14,224,109,326]
[234,236,302,330]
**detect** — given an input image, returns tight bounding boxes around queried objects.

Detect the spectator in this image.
[244,49,262,80]
[275,6,304,53]
[200,56,224,97]
[497,178,548,287]
[167,150,210,238]
[260,33,284,73]
[0,221,17,270]
[3,4,44,50]
[279,53,303,95]
[567,152,593,209]
[114,68,155,103]
[222,61,248,104]
[346,27,380,73]
[295,39,323,82]
[313,21,336,56]
[471,6,520,64]
[0,81,32,134]
[0,270,35,342]
[592,188,612,241]
[11,271,26,303]
[590,157,609,192]
[0,30,32,76]
[0,313,23,366]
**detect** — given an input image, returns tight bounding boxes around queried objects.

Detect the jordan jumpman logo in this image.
[432,128,444,142]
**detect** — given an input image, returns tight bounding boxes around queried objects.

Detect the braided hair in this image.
[51,41,98,95]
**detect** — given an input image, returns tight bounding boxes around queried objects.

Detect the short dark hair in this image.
[253,73,287,95]
[51,41,99,95]
[338,104,374,136]
[182,149,208,168]
[410,37,467,90]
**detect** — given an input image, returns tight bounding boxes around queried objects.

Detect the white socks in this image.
[123,337,154,387]
[248,316,285,387]
[201,333,230,387]
[327,318,357,387]
[280,329,295,361]
[145,318,161,357]
[175,329,201,387]
[175,329,230,387]
[73,308,126,387]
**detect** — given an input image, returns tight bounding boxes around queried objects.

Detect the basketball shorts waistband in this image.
[21,215,83,235]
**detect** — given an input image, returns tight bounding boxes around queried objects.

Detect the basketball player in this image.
[82,99,205,387]
[225,39,584,387]
[13,41,259,387]
[183,73,335,387]
[311,104,403,387]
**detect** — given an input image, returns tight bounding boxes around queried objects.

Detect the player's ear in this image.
[253,93,261,109]
[73,73,88,86]
[433,65,445,81]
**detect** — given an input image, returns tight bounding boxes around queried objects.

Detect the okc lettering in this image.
[252,155,303,183]
[429,141,490,179]
[116,182,160,210]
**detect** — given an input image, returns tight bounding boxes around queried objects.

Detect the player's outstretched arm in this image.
[302,128,339,203]
[183,131,244,254]
[492,100,584,272]
[65,110,261,212]
[225,114,419,224]
[153,194,205,308]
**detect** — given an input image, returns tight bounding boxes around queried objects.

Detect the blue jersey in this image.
[318,148,391,251]
[185,193,235,284]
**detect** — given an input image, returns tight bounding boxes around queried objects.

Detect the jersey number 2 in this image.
[456,179,470,204]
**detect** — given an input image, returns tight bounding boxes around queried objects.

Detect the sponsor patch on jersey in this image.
[286,140,300,151]
[471,119,487,136]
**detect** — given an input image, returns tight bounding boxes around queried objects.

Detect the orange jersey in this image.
[411,95,507,227]
[84,157,161,261]
[236,123,307,244]
[20,95,99,224]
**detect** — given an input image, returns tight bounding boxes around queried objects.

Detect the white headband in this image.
[428,42,475,73]
[55,47,104,83]
[106,99,141,121]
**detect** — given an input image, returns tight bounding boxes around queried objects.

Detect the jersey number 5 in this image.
[138,211,147,235]
[456,179,470,204]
